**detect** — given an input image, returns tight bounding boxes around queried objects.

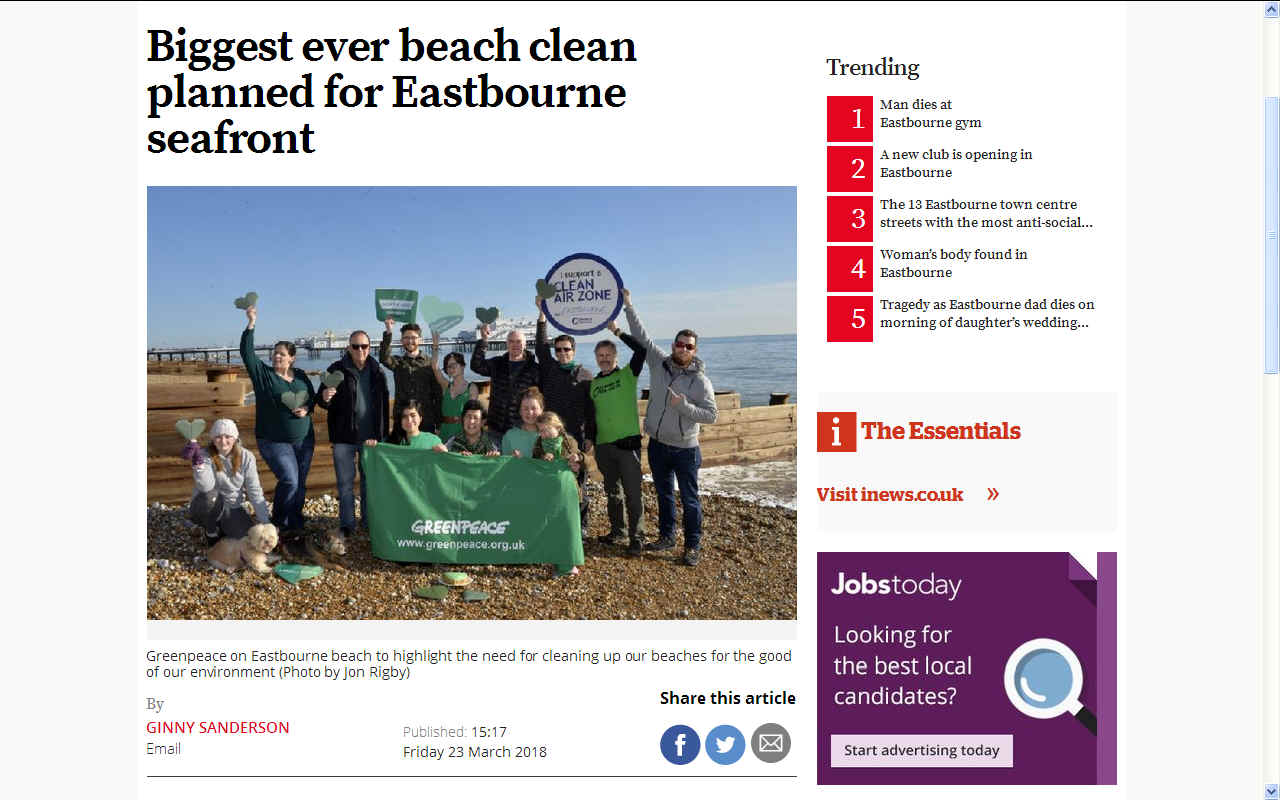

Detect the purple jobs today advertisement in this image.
[816,552,1117,785]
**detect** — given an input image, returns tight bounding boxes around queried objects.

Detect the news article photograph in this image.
[146,186,797,620]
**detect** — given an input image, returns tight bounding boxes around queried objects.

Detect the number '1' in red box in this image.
[827,96,873,143]
[827,295,874,342]
[827,146,873,193]
[827,196,874,243]
[828,246,873,293]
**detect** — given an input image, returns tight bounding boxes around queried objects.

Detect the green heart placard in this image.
[420,295,464,334]
[322,371,345,389]
[274,563,323,585]
[280,391,306,410]
[233,291,259,310]
[175,418,206,440]
[475,306,500,325]
[535,279,556,300]
[415,585,449,600]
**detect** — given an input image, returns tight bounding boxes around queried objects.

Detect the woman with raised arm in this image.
[434,349,479,442]
[240,304,316,554]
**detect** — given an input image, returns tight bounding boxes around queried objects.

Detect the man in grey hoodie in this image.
[623,289,718,566]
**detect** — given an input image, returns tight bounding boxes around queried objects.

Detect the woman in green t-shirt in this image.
[368,401,446,453]
[435,351,479,442]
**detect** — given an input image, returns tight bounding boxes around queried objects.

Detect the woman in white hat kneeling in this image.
[183,418,272,546]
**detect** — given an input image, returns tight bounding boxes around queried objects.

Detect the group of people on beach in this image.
[183,289,719,571]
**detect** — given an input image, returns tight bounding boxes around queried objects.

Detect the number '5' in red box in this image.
[827,146,873,192]
[827,96,873,143]
[828,246,873,293]
[827,296,874,342]
[827,196,874,243]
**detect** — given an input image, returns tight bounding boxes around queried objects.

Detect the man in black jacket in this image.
[316,330,389,541]
[470,323,540,437]
[535,298,595,535]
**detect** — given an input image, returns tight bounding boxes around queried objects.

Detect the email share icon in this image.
[751,723,791,763]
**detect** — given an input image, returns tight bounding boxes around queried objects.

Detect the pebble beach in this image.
[146,480,797,621]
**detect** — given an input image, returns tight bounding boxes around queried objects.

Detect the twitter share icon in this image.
[659,725,700,765]
[705,724,745,765]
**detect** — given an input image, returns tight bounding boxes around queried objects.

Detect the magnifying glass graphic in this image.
[1003,638,1097,735]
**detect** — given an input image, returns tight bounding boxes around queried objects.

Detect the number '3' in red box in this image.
[827,196,874,243]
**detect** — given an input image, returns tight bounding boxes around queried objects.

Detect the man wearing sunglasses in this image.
[534,297,595,537]
[317,330,389,544]
[623,289,718,566]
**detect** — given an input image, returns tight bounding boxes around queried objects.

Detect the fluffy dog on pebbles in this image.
[207,523,279,573]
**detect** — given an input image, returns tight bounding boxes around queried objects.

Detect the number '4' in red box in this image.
[827,96,873,143]
[828,246,873,293]
[827,196,874,243]
[827,146,873,192]
[827,296,874,342]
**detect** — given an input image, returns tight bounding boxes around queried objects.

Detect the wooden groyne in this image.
[145,362,796,505]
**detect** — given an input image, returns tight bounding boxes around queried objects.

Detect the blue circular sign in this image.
[540,252,624,336]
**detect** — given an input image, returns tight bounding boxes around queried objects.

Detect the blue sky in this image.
[147,187,796,347]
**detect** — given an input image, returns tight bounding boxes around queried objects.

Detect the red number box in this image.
[827,196,874,243]
[827,96,873,143]
[827,295,874,342]
[827,246,873,293]
[827,146,874,193]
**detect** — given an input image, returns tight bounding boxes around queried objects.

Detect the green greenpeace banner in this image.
[362,446,584,571]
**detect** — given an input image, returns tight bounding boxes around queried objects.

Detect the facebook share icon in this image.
[705,724,745,765]
[659,724,701,765]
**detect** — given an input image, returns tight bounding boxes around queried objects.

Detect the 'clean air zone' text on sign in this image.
[541,253,624,335]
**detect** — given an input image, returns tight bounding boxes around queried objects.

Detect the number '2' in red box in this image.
[827,196,874,243]
[816,412,859,452]
[827,295,874,342]
[828,246,873,293]
[827,146,873,193]
[827,96,874,143]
